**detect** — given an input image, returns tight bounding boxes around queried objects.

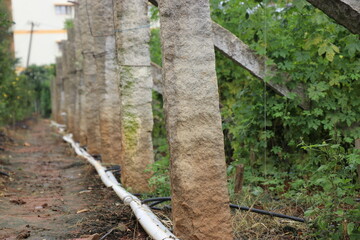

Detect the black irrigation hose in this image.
[105,165,121,173]
[0,170,9,177]
[229,204,305,223]
[148,200,168,208]
[141,197,305,223]
[142,197,171,204]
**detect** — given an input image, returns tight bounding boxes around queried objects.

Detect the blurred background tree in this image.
[0,0,54,125]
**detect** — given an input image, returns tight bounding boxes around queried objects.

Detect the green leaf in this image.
[347,222,355,235]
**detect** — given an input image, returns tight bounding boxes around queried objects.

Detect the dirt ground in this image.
[0,119,148,240]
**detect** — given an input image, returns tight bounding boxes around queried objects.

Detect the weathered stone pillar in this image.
[52,58,60,123]
[55,56,65,124]
[89,0,122,165]
[74,1,87,145]
[72,4,83,142]
[79,0,102,154]
[114,0,154,192]
[60,41,69,125]
[66,28,77,135]
[50,65,56,120]
[158,0,233,239]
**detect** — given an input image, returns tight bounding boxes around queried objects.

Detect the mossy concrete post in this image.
[79,0,102,154]
[114,0,154,192]
[89,0,122,165]
[158,0,233,239]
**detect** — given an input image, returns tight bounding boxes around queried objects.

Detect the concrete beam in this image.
[212,22,309,109]
[307,0,360,35]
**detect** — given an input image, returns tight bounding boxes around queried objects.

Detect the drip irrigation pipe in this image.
[142,197,305,223]
[59,131,178,240]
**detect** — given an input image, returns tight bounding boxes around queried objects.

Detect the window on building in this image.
[55,5,73,15]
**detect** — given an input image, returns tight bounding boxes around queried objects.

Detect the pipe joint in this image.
[123,195,134,205]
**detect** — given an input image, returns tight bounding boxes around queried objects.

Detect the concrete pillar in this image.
[79,0,102,154]
[50,65,56,120]
[114,0,154,192]
[72,4,83,142]
[89,0,122,165]
[74,2,87,145]
[158,0,233,239]
[60,41,69,125]
[52,57,61,123]
[66,28,77,135]
[55,57,65,124]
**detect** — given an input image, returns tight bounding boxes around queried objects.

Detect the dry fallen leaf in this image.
[76,208,89,214]
[78,190,92,194]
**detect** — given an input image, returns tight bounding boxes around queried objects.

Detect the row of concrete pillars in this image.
[51,0,233,239]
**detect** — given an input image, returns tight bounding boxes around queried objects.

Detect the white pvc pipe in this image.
[61,133,178,240]
[50,120,66,133]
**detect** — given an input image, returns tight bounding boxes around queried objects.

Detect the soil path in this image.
[0,119,147,240]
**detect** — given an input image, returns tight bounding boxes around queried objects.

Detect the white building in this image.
[11,0,74,71]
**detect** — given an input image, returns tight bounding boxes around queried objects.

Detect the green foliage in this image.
[21,65,55,118]
[210,0,360,237]
[211,0,360,168]
[64,19,74,29]
[0,1,32,125]
[150,29,162,66]
[294,142,360,239]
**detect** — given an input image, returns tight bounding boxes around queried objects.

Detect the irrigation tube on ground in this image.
[142,197,305,223]
[60,132,178,240]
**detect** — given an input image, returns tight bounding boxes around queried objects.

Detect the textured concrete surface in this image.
[72,5,83,143]
[79,0,101,154]
[60,41,69,126]
[90,0,122,165]
[53,57,63,124]
[158,0,233,239]
[114,0,154,192]
[65,28,77,136]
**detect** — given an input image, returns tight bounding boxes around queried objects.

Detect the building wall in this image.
[11,0,74,70]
